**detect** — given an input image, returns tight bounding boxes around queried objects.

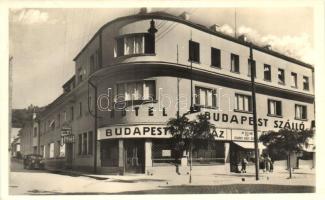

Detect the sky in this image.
[9,7,314,109]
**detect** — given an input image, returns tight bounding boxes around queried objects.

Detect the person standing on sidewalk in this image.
[241,157,248,173]
[265,155,272,172]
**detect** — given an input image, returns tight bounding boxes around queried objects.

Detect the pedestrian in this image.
[259,156,265,173]
[241,157,248,173]
[265,155,272,172]
[270,158,274,173]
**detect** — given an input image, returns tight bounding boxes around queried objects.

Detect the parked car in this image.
[23,154,45,169]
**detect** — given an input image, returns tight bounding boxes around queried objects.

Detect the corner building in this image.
[37,11,315,174]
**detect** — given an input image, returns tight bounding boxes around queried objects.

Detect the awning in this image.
[233,141,266,150]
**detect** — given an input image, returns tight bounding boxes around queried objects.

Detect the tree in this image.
[167,113,215,183]
[259,128,314,178]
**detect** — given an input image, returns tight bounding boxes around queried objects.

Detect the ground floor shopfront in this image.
[96,125,265,175]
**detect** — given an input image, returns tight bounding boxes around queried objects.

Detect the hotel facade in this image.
[19,11,315,174]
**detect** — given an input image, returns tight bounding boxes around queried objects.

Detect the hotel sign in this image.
[98,125,232,140]
[98,125,171,140]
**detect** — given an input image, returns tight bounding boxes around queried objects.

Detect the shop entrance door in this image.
[66,143,73,169]
[124,140,144,173]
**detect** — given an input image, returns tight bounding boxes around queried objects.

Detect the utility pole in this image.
[249,43,259,181]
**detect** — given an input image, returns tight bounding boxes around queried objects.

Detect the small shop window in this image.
[191,141,225,165]
[100,140,118,167]
[49,142,54,158]
[152,139,179,166]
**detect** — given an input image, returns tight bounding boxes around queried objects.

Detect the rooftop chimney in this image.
[139,7,151,14]
[210,24,221,32]
[179,12,190,20]
[263,44,272,50]
[238,34,248,42]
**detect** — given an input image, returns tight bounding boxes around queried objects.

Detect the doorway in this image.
[124,140,145,173]
[66,143,73,169]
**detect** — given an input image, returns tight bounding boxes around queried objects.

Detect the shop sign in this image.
[211,128,230,140]
[60,127,74,144]
[231,130,261,141]
[162,150,171,157]
[98,125,171,140]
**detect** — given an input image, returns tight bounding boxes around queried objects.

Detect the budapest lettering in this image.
[105,126,169,136]
[97,125,171,140]
[203,112,305,130]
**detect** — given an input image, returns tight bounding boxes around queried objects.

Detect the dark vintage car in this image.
[23,154,45,169]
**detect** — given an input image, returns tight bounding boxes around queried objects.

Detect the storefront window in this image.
[152,139,179,166]
[192,141,225,165]
[101,140,118,167]
[49,142,54,158]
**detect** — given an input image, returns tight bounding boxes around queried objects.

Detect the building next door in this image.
[124,140,145,173]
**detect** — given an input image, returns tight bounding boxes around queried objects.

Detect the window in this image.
[88,131,93,155]
[79,102,82,117]
[90,54,95,73]
[49,120,55,131]
[116,80,155,101]
[264,64,271,81]
[235,94,252,112]
[230,53,240,73]
[278,69,285,84]
[78,132,92,155]
[63,111,67,122]
[295,104,307,120]
[303,76,309,90]
[49,142,54,158]
[70,106,74,120]
[33,127,37,137]
[291,72,298,88]
[268,99,282,116]
[78,134,82,155]
[189,40,200,63]
[152,139,178,165]
[59,143,65,157]
[57,113,61,128]
[40,145,45,158]
[115,33,155,57]
[211,47,221,68]
[195,86,217,108]
[247,59,256,77]
[78,68,83,83]
[83,132,87,155]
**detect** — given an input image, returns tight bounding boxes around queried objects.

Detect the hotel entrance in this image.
[124,139,145,173]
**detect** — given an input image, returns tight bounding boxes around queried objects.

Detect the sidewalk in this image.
[58,160,315,188]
